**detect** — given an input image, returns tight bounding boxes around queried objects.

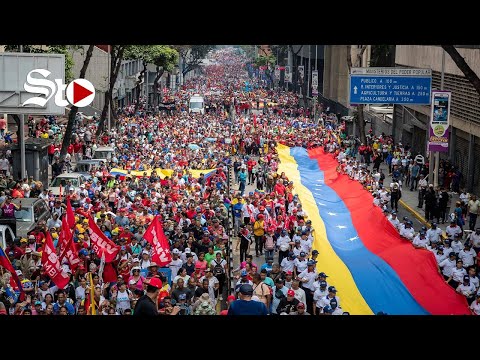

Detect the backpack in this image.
[213,259,224,276]
[265,235,275,250]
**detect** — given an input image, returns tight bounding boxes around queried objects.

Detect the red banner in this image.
[143,215,172,267]
[41,232,70,289]
[87,217,120,263]
[66,198,76,229]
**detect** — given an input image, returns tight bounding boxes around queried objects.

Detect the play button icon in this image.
[66,78,95,107]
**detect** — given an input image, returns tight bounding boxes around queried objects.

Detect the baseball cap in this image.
[241,269,248,276]
[287,289,295,297]
[319,272,328,278]
[312,250,319,255]
[172,248,180,254]
[297,302,305,309]
[307,260,316,266]
[323,305,333,314]
[463,275,470,281]
[267,257,273,262]
[239,284,254,296]
[328,286,337,293]
[147,277,163,289]
[28,235,36,240]
[15,270,23,276]
[184,248,191,253]
[319,280,327,288]
[227,295,236,302]
[178,293,187,300]
[285,270,293,275]
[35,301,42,306]
[25,248,32,254]
[299,251,306,257]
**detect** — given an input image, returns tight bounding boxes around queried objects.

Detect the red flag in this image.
[143,215,172,267]
[58,216,81,270]
[66,198,76,229]
[87,217,120,263]
[0,247,25,301]
[41,232,70,289]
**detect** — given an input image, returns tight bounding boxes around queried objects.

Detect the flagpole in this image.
[89,271,96,315]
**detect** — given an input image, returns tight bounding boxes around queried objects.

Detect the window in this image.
[15,207,33,222]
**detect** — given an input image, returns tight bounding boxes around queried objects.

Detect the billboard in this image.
[428,91,451,152]
[0,52,65,115]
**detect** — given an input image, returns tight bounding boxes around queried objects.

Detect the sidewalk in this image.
[377,160,459,231]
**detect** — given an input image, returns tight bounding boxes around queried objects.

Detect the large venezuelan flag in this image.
[277,144,470,315]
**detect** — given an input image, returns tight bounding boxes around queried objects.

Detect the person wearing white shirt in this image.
[313,281,329,315]
[290,279,306,305]
[412,232,429,249]
[280,254,296,273]
[439,252,457,279]
[456,275,476,302]
[468,267,480,291]
[300,235,312,254]
[458,243,477,268]
[470,228,480,252]
[447,260,467,288]
[318,286,341,309]
[400,222,415,240]
[388,212,400,230]
[451,235,464,254]
[426,224,443,244]
[294,253,308,275]
[459,191,469,205]
[445,221,462,239]
[181,248,198,263]
[168,250,184,279]
[434,247,447,264]
[470,294,480,315]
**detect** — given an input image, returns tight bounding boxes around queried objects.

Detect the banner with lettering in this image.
[41,232,70,289]
[143,215,172,267]
[87,217,120,263]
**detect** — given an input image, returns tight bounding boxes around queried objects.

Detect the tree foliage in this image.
[177,45,215,76]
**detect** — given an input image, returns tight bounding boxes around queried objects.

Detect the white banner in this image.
[285,66,292,83]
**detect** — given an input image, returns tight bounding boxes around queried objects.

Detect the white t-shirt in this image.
[451,240,464,254]
[458,249,477,267]
[318,295,341,309]
[294,258,308,274]
[291,287,306,305]
[470,299,480,315]
[457,282,475,298]
[446,226,462,238]
[470,233,480,248]
[280,258,295,272]
[451,267,467,283]
[115,289,132,313]
[168,258,184,278]
[426,228,443,244]
[412,235,429,249]
[439,258,456,277]
[298,270,317,291]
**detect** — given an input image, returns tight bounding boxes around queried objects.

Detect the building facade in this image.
[394,45,480,194]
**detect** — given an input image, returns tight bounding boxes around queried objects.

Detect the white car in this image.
[49,173,88,197]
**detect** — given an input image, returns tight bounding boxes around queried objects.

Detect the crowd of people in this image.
[0,47,479,316]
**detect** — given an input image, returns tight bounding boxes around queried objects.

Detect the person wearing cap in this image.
[134,277,164,316]
[297,260,317,314]
[426,223,443,245]
[253,212,266,257]
[445,219,462,239]
[228,284,268,315]
[458,242,477,269]
[260,257,274,275]
[290,302,310,315]
[289,278,306,306]
[280,252,296,274]
[308,249,319,263]
[318,286,341,309]
[277,229,291,265]
[450,233,464,254]
[412,231,429,249]
[455,274,476,304]
[276,288,300,315]
[313,280,329,315]
[272,278,288,315]
[0,195,20,218]
[168,248,184,279]
[399,221,415,240]
[446,259,467,289]
[388,211,400,230]
[294,251,308,277]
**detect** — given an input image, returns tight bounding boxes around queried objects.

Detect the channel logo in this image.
[22,69,95,108]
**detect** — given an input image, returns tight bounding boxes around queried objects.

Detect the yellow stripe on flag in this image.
[276,144,373,315]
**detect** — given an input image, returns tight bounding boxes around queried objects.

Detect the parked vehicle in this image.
[49,173,88,197]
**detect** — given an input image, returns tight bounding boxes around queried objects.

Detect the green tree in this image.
[150,46,179,107]
[255,54,276,89]
[59,45,95,159]
[179,45,214,77]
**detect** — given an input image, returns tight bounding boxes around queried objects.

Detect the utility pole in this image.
[19,45,26,179]
[432,50,445,188]
[107,45,111,132]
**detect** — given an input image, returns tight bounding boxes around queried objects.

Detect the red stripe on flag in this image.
[308,147,470,315]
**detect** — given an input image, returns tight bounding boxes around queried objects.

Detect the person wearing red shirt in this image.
[274,180,286,197]
[67,143,74,155]
[47,143,56,164]
[73,141,83,162]
[247,159,257,185]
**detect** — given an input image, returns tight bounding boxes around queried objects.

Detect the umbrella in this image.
[188,143,200,150]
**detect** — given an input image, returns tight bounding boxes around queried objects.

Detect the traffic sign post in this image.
[349,67,432,105]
